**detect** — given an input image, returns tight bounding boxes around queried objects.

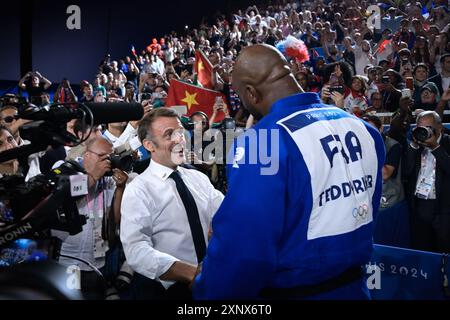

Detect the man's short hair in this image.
[86,135,112,151]
[138,108,180,143]
[0,105,18,114]
[416,110,442,125]
[363,115,382,130]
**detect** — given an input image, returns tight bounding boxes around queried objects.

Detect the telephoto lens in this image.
[412,126,434,142]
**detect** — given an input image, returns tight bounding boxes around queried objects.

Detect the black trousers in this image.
[128,273,192,300]
[410,198,450,253]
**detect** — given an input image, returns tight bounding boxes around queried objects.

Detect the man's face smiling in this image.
[148,116,186,169]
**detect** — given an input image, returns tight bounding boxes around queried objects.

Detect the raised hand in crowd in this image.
[330,91,345,109]
[130,100,153,129]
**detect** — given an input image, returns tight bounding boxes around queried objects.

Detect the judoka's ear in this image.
[245,85,261,105]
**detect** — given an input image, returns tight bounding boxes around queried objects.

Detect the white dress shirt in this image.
[120,160,224,288]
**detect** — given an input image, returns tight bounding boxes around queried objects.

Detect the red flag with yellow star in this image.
[167,79,228,122]
[195,50,214,89]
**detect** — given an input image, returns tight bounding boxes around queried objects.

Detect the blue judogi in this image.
[193,93,385,299]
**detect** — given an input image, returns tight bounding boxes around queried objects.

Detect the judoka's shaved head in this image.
[232,44,303,120]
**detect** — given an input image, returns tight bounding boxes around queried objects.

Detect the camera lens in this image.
[109,154,134,173]
[412,126,432,142]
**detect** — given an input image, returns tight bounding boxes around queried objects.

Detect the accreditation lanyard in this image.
[415,148,437,200]
[86,179,107,259]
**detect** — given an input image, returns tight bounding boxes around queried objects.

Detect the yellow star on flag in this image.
[198,61,204,72]
[181,91,199,110]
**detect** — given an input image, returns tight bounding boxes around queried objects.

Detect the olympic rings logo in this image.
[352,204,369,220]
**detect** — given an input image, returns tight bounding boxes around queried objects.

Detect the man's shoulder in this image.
[441,133,450,148]
[123,169,152,193]
[179,166,210,183]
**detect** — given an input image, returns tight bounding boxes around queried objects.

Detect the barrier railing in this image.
[367,244,450,300]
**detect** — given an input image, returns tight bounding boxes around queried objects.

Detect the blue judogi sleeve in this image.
[193,128,287,299]
[365,122,386,224]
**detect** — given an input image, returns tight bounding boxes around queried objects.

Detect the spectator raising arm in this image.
[35,71,52,90]
[18,71,33,90]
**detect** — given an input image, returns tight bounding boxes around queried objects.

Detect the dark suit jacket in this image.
[404,133,450,215]
[427,73,444,95]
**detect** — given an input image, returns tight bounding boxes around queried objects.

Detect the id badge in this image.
[415,177,433,199]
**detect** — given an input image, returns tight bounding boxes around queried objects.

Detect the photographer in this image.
[54,136,129,300]
[404,111,450,253]
[18,71,52,106]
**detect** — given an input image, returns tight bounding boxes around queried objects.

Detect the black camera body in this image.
[105,151,134,176]
[141,93,152,101]
[329,86,344,95]
[412,126,435,142]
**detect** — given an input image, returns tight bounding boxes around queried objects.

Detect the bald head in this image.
[234,44,291,86]
[232,44,302,120]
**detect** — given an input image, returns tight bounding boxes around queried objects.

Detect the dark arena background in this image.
[0,0,264,83]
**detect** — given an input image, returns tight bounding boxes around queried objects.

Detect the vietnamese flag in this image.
[167,79,228,122]
[195,50,214,89]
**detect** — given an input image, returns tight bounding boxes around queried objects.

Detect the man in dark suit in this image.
[404,111,450,253]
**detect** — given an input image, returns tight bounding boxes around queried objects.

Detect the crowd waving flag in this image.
[167,79,228,122]
[194,50,214,89]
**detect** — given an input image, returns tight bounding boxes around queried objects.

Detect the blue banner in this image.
[367,245,450,300]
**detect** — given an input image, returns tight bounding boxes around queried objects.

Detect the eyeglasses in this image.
[87,150,111,158]
[1,116,17,123]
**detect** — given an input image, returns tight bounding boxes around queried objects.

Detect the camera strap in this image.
[86,178,108,259]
